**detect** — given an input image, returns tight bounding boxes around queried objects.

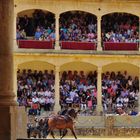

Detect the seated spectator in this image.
[129,109,138,116]
[39,96,45,111]
[80,94,87,110]
[66,96,73,108]
[32,95,39,104]
[34,27,42,40]
[44,96,51,111]
[20,29,27,39]
[39,34,46,41]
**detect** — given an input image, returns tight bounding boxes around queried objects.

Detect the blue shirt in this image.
[34,31,42,40]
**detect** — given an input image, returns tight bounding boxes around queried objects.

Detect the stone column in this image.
[0,1,26,140]
[139,17,140,51]
[13,12,18,50]
[97,66,103,115]
[138,67,140,112]
[55,14,60,50]
[97,16,102,51]
[0,0,16,106]
[13,64,17,102]
[54,66,61,112]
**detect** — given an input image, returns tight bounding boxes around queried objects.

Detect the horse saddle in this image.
[58,115,70,122]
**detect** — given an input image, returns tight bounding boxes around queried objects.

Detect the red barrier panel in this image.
[61,41,96,50]
[104,42,138,51]
[18,40,54,49]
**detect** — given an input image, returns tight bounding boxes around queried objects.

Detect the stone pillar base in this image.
[55,45,61,50]
[0,106,27,140]
[97,46,102,51]
[96,105,103,115]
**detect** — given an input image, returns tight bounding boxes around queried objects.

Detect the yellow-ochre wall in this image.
[18,61,55,72]
[14,53,140,78]
[14,0,140,18]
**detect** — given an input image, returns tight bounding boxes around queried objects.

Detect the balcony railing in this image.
[17,40,54,49]
[61,41,97,50]
[16,39,139,51]
[103,42,139,51]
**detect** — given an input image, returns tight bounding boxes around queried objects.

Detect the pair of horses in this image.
[28,108,79,139]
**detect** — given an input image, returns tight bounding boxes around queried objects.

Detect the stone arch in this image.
[16,8,55,16]
[102,12,139,28]
[102,12,139,18]
[60,61,97,76]
[102,62,139,78]
[18,60,55,71]
[60,10,97,17]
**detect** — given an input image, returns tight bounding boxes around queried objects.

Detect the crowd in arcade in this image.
[17,69,55,115]
[102,13,139,43]
[16,10,139,43]
[59,12,97,42]
[102,71,139,115]
[16,10,55,41]
[60,70,139,115]
[17,69,139,116]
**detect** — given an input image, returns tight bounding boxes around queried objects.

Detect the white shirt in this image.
[32,97,39,103]
[44,90,52,97]
[39,98,45,104]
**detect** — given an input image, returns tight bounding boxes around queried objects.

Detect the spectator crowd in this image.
[16,11,139,44]
[59,70,139,115]
[59,11,97,42]
[16,10,55,41]
[102,13,139,43]
[102,71,139,115]
[17,69,139,116]
[17,69,55,115]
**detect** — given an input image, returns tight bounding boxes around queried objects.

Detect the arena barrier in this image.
[75,115,140,136]
[17,115,140,139]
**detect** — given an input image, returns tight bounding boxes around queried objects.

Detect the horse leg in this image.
[27,129,30,138]
[50,130,55,139]
[42,127,50,138]
[61,129,68,139]
[38,131,41,138]
[60,129,62,137]
[70,128,77,139]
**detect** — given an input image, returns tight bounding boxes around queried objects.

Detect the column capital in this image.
[55,13,60,19]
[97,16,102,21]
[55,65,60,72]
[98,66,102,72]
